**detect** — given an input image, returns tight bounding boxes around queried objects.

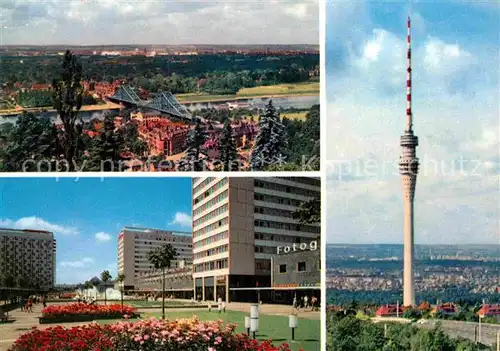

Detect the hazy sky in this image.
[0,178,192,284]
[325,1,499,245]
[0,0,319,45]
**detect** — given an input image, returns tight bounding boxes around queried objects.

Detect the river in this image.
[0,95,319,125]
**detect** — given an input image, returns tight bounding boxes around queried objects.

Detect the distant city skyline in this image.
[0,1,319,46]
[0,178,192,284]
[325,2,499,245]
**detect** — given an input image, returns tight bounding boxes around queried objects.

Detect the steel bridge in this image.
[109,85,192,120]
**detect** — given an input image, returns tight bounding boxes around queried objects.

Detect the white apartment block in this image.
[117,227,192,289]
[0,228,56,290]
[192,177,320,302]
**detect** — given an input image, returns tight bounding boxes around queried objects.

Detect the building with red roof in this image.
[375,304,404,317]
[31,83,52,91]
[137,119,190,156]
[433,302,459,316]
[477,304,500,320]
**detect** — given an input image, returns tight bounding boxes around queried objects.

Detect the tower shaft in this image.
[399,17,419,307]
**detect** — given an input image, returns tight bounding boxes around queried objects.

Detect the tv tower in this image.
[399,16,419,307]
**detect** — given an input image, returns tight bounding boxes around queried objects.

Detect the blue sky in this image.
[0,177,192,284]
[325,1,499,245]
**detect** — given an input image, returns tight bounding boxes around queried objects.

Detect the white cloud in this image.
[60,257,94,268]
[1,0,319,45]
[95,231,112,242]
[0,217,78,235]
[169,212,192,228]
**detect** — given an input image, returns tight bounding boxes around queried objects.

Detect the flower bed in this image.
[10,317,303,351]
[39,303,138,324]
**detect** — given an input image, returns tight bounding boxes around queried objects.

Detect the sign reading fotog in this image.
[276,240,318,255]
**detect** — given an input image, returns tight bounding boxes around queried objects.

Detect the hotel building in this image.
[117,227,192,290]
[0,228,56,290]
[192,177,320,303]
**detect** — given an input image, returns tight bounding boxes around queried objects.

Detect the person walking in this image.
[27,297,33,313]
[304,295,309,310]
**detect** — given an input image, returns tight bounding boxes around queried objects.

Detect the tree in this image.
[293,197,321,224]
[86,114,124,171]
[52,50,83,170]
[250,100,287,170]
[100,270,112,305]
[0,113,53,171]
[148,244,178,319]
[116,273,126,311]
[180,118,206,171]
[218,119,238,171]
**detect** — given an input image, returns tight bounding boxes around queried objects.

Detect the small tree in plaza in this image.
[116,273,126,311]
[100,270,112,305]
[148,244,178,320]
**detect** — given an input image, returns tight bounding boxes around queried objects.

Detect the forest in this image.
[326,312,494,351]
[0,54,319,95]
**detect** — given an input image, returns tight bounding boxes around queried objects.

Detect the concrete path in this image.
[226,302,321,320]
[0,304,91,351]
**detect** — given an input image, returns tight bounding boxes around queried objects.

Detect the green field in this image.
[176,93,238,103]
[237,82,319,97]
[176,82,319,104]
[281,111,308,121]
[98,310,319,351]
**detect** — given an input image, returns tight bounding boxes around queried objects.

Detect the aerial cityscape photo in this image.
[325,2,499,350]
[0,176,321,351]
[0,1,320,172]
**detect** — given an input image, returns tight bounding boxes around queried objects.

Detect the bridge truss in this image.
[109,85,192,120]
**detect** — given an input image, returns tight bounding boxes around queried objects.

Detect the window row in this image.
[279,261,308,273]
[254,179,320,198]
[194,244,228,259]
[254,193,304,207]
[193,190,228,217]
[193,217,229,237]
[194,258,228,273]
[193,178,228,204]
[193,231,229,249]
[255,206,295,218]
[254,232,310,244]
[193,203,228,228]
[254,220,320,234]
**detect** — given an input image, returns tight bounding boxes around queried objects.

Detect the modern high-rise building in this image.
[117,226,192,290]
[399,17,420,306]
[0,228,56,290]
[192,177,320,303]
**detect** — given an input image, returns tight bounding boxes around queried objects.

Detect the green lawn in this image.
[141,310,320,351]
[176,82,319,103]
[281,111,308,121]
[236,82,319,97]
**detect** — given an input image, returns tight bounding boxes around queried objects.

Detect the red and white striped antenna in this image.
[406,16,412,132]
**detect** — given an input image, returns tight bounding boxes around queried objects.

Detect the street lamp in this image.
[250,304,259,339]
[289,314,298,341]
[244,316,251,336]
